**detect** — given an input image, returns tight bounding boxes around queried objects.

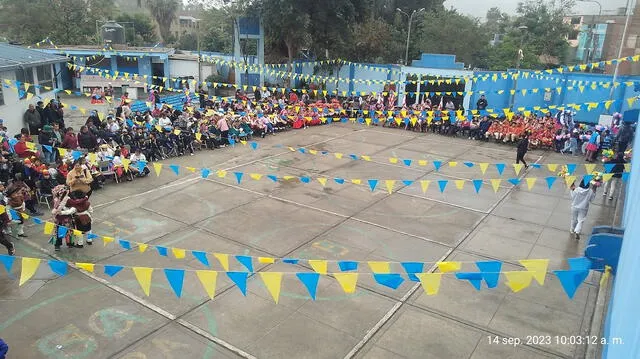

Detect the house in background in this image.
[0,43,69,134]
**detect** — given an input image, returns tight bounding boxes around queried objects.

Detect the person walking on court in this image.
[516,133,530,169]
[570,177,597,240]
[602,152,626,201]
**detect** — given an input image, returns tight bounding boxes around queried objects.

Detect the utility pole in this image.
[607,0,634,111]
[509,25,528,109]
[397,8,425,65]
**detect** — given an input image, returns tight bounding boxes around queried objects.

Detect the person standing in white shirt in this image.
[569,178,597,240]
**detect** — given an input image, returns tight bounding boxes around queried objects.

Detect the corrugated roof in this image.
[0,43,69,72]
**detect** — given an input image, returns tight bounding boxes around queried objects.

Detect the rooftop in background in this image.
[36,44,175,54]
[411,54,465,70]
[0,42,69,72]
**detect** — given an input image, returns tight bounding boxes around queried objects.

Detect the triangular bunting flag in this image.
[472,179,483,193]
[164,269,185,297]
[479,163,489,174]
[338,261,358,271]
[296,272,320,300]
[367,179,379,192]
[526,177,537,190]
[260,272,283,303]
[169,164,180,176]
[420,180,430,193]
[490,179,502,193]
[504,271,534,293]
[401,262,424,282]
[196,270,218,299]
[227,272,249,296]
[417,273,443,295]
[495,163,506,175]
[153,163,162,176]
[214,253,230,271]
[368,261,391,273]
[132,267,154,296]
[519,259,549,285]
[554,270,589,299]
[476,261,502,288]
[104,265,124,277]
[235,255,254,272]
[437,180,448,193]
[455,272,483,290]
[513,164,524,175]
[373,274,404,289]
[437,261,461,273]
[308,259,328,275]
[234,172,244,184]
[334,273,358,294]
[385,180,396,194]
[0,254,15,273]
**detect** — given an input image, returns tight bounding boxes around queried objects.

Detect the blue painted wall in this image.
[603,126,639,359]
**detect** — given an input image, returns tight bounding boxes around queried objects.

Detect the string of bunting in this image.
[0,254,594,300]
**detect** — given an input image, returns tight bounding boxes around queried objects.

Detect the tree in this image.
[199,7,233,52]
[116,13,157,46]
[145,0,180,43]
[351,18,403,63]
[415,9,490,68]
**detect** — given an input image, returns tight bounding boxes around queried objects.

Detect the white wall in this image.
[0,66,58,136]
[169,59,217,84]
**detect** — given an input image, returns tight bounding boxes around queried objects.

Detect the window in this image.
[37,64,53,91]
[568,30,579,41]
[14,67,35,100]
[571,17,582,25]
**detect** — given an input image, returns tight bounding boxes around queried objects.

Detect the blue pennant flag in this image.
[201,168,211,178]
[32,217,43,225]
[338,261,358,271]
[169,164,180,176]
[300,176,311,183]
[508,178,521,186]
[282,258,299,264]
[8,209,18,221]
[349,154,358,160]
[341,117,348,123]
[622,172,630,182]
[320,151,329,155]
[137,161,147,173]
[87,233,99,240]
[119,239,131,250]
[104,265,124,277]
[235,255,254,272]
[554,270,589,299]
[568,257,592,271]
[334,178,345,184]
[402,180,414,186]
[164,269,186,297]
[229,138,235,146]
[296,272,320,300]
[403,159,412,166]
[455,272,484,290]
[57,226,68,238]
[545,176,557,189]
[496,163,506,175]
[43,145,53,153]
[566,163,577,175]
[582,175,593,186]
[433,161,443,171]
[476,261,502,288]
[266,175,278,182]
[438,180,448,193]
[531,163,541,169]
[234,172,244,184]
[250,142,258,150]
[464,162,475,168]
[72,151,83,161]
[472,179,483,193]
[0,254,15,273]
[156,246,168,257]
[401,262,424,282]
[48,260,67,276]
[298,148,306,154]
[227,272,249,296]
[126,119,134,128]
[368,179,379,192]
[373,274,404,289]
[604,163,615,173]
[192,251,210,267]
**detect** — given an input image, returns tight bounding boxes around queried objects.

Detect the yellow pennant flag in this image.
[317,178,328,187]
[365,118,372,126]
[565,175,577,187]
[437,261,461,273]
[361,155,371,161]
[334,153,344,159]
[132,267,153,296]
[44,221,55,235]
[249,173,263,181]
[172,248,186,259]
[385,180,395,194]
[479,163,489,174]
[196,270,218,299]
[58,148,67,157]
[526,178,537,190]
[417,273,443,295]
[449,161,458,167]
[585,164,596,174]
[138,243,148,253]
[389,157,399,164]
[547,164,558,172]
[308,260,328,275]
[624,164,631,172]
[102,236,115,246]
[351,179,362,185]
[217,170,227,178]
[258,257,275,264]
[418,160,428,166]
[454,180,465,190]
[602,173,614,182]
[490,179,502,193]
[420,180,430,193]
[504,271,534,293]
[195,133,202,141]
[72,229,81,237]
[513,164,524,175]
[213,253,229,271]
[76,263,95,273]
[368,261,391,273]
[260,272,283,303]
[153,163,162,177]
[334,273,359,294]
[155,125,163,132]
[19,258,41,286]
[122,158,131,171]
[518,259,549,285]
[309,149,318,155]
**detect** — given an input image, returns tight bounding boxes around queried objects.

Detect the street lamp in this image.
[577,0,603,65]
[397,8,425,65]
[509,25,528,109]
[608,0,633,110]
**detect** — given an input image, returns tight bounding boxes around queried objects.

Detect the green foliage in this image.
[115,13,157,46]
[351,18,403,63]
[145,0,180,43]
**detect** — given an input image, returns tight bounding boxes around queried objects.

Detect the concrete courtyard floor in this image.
[0,122,617,359]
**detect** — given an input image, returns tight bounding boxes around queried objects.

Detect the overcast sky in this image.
[445,0,633,19]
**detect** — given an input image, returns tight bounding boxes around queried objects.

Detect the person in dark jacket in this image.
[39,125,55,164]
[516,133,529,168]
[615,122,633,153]
[77,126,98,151]
[23,104,41,135]
[603,152,626,201]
